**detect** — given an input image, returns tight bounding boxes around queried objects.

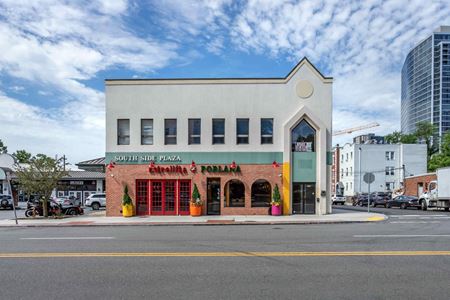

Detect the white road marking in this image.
[354,234,450,238]
[390,215,447,218]
[389,221,441,224]
[20,237,115,240]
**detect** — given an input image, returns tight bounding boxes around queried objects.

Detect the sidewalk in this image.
[0,211,387,227]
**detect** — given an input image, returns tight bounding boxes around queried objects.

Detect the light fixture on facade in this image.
[190,160,197,172]
[230,161,237,169]
[149,161,155,169]
[107,161,116,171]
[272,161,280,168]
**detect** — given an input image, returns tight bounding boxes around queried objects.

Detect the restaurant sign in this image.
[201,165,241,174]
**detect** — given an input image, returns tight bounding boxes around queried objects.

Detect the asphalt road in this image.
[1,208,450,300]
[333,203,449,215]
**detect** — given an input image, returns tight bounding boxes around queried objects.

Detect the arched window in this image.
[291,120,316,152]
[224,180,245,207]
[251,180,271,207]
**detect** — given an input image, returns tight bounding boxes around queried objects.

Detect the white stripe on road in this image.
[20,237,115,240]
[390,215,448,217]
[354,234,450,238]
[389,221,441,224]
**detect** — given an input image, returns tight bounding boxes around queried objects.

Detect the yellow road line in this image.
[0,251,450,258]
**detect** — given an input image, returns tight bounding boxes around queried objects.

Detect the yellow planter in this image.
[122,204,134,217]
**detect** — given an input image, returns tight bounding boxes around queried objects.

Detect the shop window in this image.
[236,118,249,144]
[188,119,201,145]
[261,118,273,144]
[212,118,225,144]
[141,119,153,145]
[165,119,177,145]
[117,119,130,145]
[292,120,315,152]
[251,180,271,207]
[136,180,148,215]
[224,179,245,207]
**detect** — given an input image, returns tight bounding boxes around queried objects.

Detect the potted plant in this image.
[271,184,282,216]
[190,183,203,216]
[122,185,134,217]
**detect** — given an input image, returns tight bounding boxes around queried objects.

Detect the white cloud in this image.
[229,0,450,143]
[0,0,178,163]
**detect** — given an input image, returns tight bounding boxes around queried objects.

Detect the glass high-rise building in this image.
[401,26,450,136]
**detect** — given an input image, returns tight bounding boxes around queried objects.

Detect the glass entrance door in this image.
[207,178,221,215]
[292,183,316,214]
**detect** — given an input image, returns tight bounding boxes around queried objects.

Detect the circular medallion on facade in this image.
[296,80,314,99]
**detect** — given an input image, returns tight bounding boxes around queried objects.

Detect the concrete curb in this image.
[0,216,388,227]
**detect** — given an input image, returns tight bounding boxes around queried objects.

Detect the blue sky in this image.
[1,0,450,166]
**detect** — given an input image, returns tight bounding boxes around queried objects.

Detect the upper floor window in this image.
[236,118,249,144]
[292,120,315,152]
[261,118,273,144]
[385,166,395,176]
[386,151,395,160]
[188,119,201,145]
[117,119,130,145]
[212,119,225,144]
[164,119,177,145]
[141,119,153,145]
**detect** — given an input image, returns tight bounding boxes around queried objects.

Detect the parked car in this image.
[386,195,420,209]
[0,194,13,210]
[332,195,346,205]
[85,193,106,210]
[372,192,392,208]
[353,194,373,206]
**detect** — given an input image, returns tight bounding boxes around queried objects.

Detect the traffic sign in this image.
[363,172,375,184]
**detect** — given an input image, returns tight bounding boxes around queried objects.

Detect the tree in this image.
[415,121,438,158]
[428,132,450,171]
[14,154,67,217]
[0,139,7,154]
[385,131,402,144]
[400,134,417,144]
[13,150,32,163]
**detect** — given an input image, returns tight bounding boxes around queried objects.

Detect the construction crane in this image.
[332,122,380,136]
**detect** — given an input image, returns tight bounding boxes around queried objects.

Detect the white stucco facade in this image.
[339,143,427,196]
[105,58,333,216]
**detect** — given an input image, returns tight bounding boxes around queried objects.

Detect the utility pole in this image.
[63,155,66,171]
[358,147,362,195]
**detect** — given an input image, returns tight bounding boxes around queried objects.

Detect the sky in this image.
[1,0,450,167]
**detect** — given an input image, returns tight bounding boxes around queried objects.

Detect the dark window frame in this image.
[188,119,201,145]
[117,119,130,145]
[164,119,177,145]
[212,118,225,144]
[261,118,273,144]
[236,118,249,144]
[141,119,154,145]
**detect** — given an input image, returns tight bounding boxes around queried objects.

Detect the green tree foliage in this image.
[14,154,67,217]
[415,121,438,158]
[429,133,450,171]
[122,185,132,206]
[0,139,7,154]
[400,134,417,144]
[13,150,32,163]
[384,131,402,144]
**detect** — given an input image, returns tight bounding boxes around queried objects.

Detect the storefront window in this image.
[165,119,177,145]
[188,119,201,144]
[251,180,271,207]
[224,179,245,207]
[291,120,315,152]
[212,119,225,144]
[236,118,249,144]
[117,119,130,145]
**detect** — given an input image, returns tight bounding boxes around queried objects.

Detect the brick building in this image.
[404,173,437,197]
[105,58,333,216]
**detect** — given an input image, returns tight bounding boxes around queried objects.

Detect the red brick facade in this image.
[106,164,282,216]
[404,173,437,197]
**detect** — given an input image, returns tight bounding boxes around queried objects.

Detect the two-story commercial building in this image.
[105,58,333,216]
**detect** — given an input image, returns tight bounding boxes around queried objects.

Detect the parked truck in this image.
[419,167,450,211]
